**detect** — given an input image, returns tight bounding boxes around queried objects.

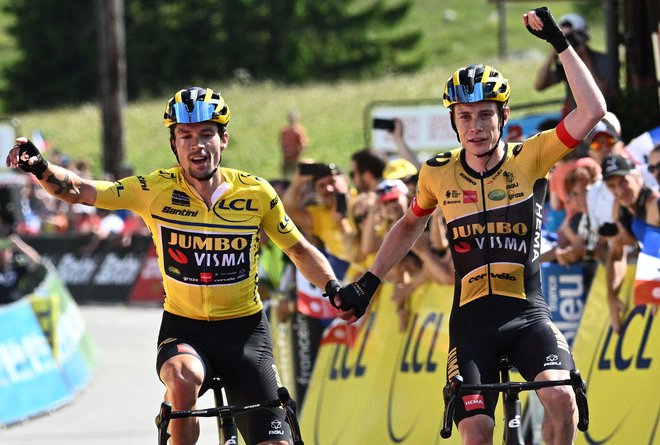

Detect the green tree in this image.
[1,0,422,110]
[1,0,97,111]
[219,0,423,82]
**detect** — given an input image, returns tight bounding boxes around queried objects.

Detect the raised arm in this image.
[524,7,606,139]
[6,138,103,206]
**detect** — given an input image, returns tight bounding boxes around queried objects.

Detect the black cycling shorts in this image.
[156,310,291,444]
[447,315,574,425]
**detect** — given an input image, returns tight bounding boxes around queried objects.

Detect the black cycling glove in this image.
[17,139,49,180]
[338,271,381,319]
[526,7,569,54]
[323,279,343,309]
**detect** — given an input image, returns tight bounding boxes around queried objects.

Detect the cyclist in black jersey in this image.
[333,7,607,445]
[7,87,343,445]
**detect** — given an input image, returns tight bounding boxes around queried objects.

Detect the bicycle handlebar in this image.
[155,386,304,445]
[440,369,589,439]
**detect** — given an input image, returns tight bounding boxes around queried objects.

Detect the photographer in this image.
[535,13,618,118]
[281,161,353,280]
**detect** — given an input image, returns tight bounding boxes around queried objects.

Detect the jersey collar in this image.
[460,144,509,179]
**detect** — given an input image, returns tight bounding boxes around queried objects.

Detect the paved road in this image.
[0,304,218,445]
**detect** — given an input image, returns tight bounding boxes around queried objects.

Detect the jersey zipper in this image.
[479,172,493,296]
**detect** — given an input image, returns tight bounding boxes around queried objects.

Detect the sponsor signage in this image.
[541,262,587,347]
[24,234,153,303]
[161,227,252,285]
[0,300,69,425]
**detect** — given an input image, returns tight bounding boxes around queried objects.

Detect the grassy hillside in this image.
[8,1,603,180]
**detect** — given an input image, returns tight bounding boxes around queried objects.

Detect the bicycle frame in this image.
[440,357,589,445]
[155,380,304,445]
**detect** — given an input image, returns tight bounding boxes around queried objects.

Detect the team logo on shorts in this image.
[462,394,485,411]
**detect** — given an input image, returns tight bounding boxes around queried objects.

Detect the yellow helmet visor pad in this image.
[171,101,216,124]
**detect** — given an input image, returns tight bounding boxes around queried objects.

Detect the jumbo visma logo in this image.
[161,226,253,285]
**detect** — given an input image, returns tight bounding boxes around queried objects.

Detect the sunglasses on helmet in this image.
[170,101,217,124]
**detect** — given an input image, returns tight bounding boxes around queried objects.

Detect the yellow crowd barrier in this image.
[299,264,659,444]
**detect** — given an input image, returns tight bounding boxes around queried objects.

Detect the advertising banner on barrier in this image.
[301,281,459,444]
[29,266,96,394]
[541,262,588,347]
[0,299,69,425]
[573,265,659,445]
[0,264,96,426]
[24,234,153,303]
[301,264,658,444]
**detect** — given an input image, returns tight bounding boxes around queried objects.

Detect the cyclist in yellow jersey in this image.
[7,87,342,445]
[335,7,606,445]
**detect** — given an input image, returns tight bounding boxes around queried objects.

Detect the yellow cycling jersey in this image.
[412,125,577,309]
[95,166,303,321]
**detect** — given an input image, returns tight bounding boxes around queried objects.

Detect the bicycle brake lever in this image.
[278,387,304,444]
[440,376,463,439]
[570,369,589,431]
[156,402,172,445]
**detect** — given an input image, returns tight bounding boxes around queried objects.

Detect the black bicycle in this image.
[155,376,304,445]
[440,356,589,445]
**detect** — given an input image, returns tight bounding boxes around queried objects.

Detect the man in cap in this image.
[602,154,660,333]
[535,12,618,118]
[586,113,657,237]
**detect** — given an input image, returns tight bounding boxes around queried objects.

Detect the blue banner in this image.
[0,299,70,425]
[540,262,588,347]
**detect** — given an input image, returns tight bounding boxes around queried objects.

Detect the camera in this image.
[297,162,338,179]
[335,193,347,216]
[372,118,395,132]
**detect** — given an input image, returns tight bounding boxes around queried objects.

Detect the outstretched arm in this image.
[524,7,606,139]
[6,138,103,206]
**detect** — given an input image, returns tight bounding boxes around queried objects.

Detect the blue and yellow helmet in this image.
[443,64,510,108]
[163,87,231,127]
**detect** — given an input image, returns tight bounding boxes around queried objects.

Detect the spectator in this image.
[586,113,657,236]
[601,154,660,333]
[349,148,388,194]
[282,162,353,280]
[383,158,419,200]
[279,110,309,178]
[535,12,619,118]
[646,144,660,187]
[547,149,600,220]
[0,233,42,305]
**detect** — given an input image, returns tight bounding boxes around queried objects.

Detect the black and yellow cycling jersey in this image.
[94,167,302,321]
[412,125,578,311]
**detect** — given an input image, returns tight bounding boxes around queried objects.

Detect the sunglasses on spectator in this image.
[589,135,618,151]
[647,163,660,174]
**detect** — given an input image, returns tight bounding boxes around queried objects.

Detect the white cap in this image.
[587,112,622,144]
[559,13,588,35]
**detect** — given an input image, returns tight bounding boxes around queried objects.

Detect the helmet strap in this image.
[200,159,222,181]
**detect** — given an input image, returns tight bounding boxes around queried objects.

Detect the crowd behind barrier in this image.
[1,109,659,439]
